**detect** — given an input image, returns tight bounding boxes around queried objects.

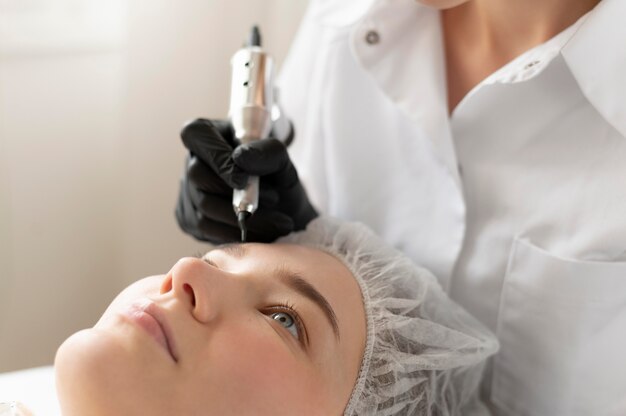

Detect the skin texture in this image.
[55,244,366,416]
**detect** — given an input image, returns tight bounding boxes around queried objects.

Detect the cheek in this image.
[225,330,297,385]
[192,319,325,414]
[97,276,164,324]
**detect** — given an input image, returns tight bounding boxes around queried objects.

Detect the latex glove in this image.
[175,118,318,244]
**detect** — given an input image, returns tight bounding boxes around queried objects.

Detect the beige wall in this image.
[0,0,308,372]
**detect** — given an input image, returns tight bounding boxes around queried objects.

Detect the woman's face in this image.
[55,243,366,415]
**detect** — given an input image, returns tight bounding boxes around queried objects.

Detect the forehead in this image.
[220,243,342,271]
[211,243,357,295]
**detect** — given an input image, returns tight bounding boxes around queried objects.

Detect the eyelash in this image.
[267,301,308,348]
[194,253,309,348]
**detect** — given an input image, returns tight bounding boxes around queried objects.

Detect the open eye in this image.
[271,311,300,339]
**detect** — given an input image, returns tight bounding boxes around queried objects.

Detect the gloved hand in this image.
[175,118,318,244]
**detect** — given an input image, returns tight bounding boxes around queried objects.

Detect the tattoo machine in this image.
[229,25,291,242]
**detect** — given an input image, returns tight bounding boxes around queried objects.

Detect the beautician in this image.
[175,0,626,414]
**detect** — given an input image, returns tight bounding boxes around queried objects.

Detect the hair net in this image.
[278,217,499,416]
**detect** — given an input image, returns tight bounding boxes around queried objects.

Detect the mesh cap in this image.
[279,217,499,415]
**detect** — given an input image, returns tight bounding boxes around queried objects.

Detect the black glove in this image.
[175,118,318,244]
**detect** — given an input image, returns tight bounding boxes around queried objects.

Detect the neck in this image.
[446,0,601,61]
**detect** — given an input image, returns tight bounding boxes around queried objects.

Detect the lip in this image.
[120,299,179,362]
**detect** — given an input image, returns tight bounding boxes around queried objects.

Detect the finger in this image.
[188,159,279,207]
[188,154,279,205]
[210,119,239,148]
[195,217,241,244]
[177,175,283,244]
[187,155,231,196]
[232,139,299,189]
[196,217,286,243]
[188,185,235,224]
[232,138,287,176]
[258,186,279,208]
[245,209,294,241]
[176,177,214,243]
[262,159,300,190]
[191,188,293,236]
[180,119,247,189]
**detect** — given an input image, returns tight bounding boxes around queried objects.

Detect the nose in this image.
[160,257,239,324]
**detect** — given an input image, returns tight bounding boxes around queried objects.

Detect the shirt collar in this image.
[561,0,626,138]
[346,0,626,163]
[310,0,378,28]
[479,13,589,86]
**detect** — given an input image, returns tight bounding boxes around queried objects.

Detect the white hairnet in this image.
[278,217,499,416]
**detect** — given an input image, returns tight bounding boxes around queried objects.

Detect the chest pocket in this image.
[492,237,626,416]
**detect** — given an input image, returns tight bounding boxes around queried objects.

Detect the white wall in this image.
[0,0,308,372]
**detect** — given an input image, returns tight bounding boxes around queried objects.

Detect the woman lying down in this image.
[25,218,498,415]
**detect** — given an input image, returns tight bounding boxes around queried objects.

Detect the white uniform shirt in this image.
[278,0,626,414]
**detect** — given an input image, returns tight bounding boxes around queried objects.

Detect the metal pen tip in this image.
[237,211,250,242]
[247,25,262,47]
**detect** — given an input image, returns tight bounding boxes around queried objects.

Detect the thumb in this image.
[232,139,299,189]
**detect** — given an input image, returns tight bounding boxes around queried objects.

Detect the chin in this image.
[55,328,155,415]
[55,329,105,415]
[415,0,470,9]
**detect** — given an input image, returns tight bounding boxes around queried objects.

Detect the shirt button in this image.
[365,30,380,45]
[523,60,541,70]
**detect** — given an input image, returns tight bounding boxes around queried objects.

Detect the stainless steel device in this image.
[229,26,273,242]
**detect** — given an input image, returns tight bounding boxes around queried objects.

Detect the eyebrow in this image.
[209,244,341,341]
[214,243,246,258]
[276,267,340,341]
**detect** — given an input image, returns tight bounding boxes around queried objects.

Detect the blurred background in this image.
[0,0,308,372]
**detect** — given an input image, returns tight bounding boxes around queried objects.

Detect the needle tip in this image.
[247,25,261,47]
[237,211,250,242]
